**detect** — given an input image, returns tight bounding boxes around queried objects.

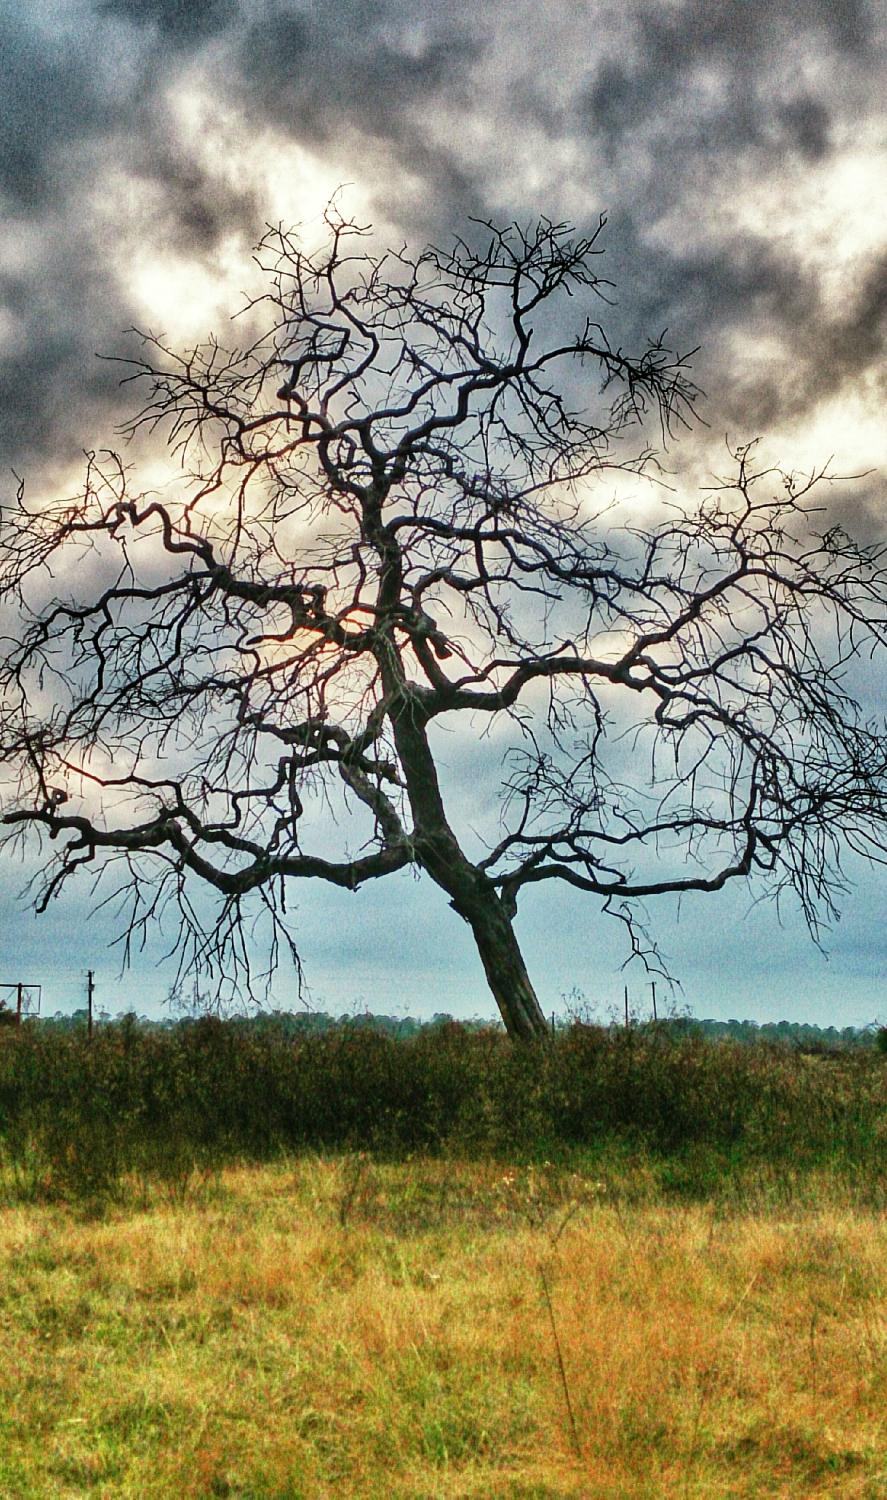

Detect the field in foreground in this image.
[1,1157,885,1499]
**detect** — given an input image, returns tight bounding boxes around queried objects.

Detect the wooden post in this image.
[87,970,94,1041]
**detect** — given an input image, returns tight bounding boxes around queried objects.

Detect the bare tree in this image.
[2,210,887,1038]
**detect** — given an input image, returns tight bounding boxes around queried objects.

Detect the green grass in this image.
[0,1021,884,1493]
[0,1156,885,1497]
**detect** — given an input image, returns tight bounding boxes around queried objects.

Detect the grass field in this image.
[1,1154,885,1498]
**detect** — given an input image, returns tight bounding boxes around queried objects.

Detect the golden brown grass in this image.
[1,1157,885,1498]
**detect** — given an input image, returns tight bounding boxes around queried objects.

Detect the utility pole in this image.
[87,970,94,1040]
[15,982,23,1027]
[624,984,630,1029]
[651,981,658,1022]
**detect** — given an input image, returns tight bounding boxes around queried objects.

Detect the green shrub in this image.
[0,1015,884,1207]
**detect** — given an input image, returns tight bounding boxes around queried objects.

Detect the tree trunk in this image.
[370,588,550,1039]
[456,885,550,1041]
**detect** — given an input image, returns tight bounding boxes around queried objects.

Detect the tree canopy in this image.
[2,209,887,1038]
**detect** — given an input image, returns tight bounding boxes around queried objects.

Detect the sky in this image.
[1,0,886,1025]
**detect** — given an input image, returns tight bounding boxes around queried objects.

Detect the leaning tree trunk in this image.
[453,883,550,1041]
[406,809,550,1038]
[372,555,551,1040]
[385,685,550,1039]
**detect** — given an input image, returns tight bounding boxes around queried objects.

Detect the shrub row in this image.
[0,1017,884,1202]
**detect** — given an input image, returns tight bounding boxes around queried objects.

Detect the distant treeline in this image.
[16,1006,887,1050]
[653,1016,885,1050]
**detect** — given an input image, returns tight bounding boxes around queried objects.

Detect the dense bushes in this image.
[0,1017,884,1204]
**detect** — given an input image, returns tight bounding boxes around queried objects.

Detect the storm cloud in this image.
[2,0,884,470]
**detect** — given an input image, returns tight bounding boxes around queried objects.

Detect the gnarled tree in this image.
[2,211,887,1038]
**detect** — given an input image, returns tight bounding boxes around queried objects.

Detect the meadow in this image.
[0,1019,885,1497]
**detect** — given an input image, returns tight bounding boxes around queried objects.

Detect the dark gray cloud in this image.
[98,0,236,44]
[563,0,884,441]
[227,1,490,236]
[591,212,887,438]
[1,0,881,470]
[0,0,491,471]
[235,2,481,144]
[0,2,262,472]
[584,0,872,148]
[0,260,117,468]
[0,8,115,212]
[777,95,832,161]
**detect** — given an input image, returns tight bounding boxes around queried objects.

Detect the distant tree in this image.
[3,209,887,1039]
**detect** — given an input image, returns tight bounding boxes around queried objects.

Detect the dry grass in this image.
[0,1156,885,1498]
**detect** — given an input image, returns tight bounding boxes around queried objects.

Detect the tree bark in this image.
[383,683,550,1039]
[367,508,550,1040]
[453,883,550,1041]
